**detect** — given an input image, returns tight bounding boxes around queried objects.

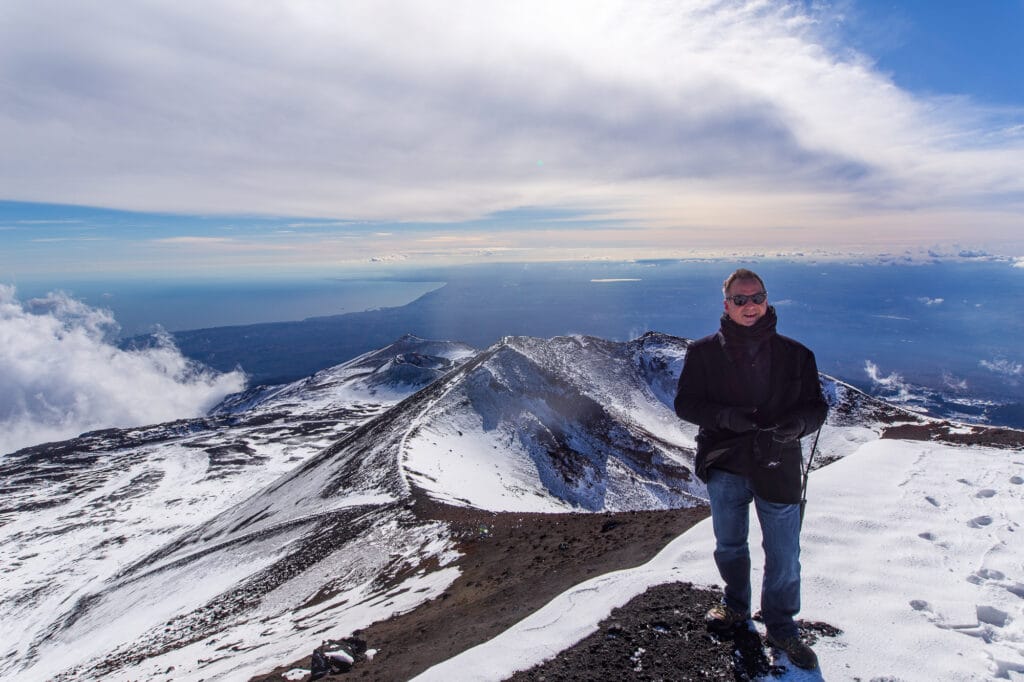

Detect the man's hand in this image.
[772,417,805,442]
[717,407,758,433]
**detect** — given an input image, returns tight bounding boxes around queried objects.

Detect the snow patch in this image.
[416,440,1024,681]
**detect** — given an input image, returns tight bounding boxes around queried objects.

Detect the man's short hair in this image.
[722,268,766,298]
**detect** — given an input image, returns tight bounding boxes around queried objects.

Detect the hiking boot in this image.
[705,604,748,633]
[766,633,818,670]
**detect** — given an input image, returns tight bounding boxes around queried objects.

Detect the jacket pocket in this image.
[696,432,752,482]
[750,441,802,504]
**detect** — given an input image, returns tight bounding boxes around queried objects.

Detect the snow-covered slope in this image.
[212,333,477,414]
[0,335,474,681]
[402,332,702,512]
[0,331,981,681]
[416,438,1024,681]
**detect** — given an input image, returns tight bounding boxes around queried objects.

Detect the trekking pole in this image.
[799,427,822,529]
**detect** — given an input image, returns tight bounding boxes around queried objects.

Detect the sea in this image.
[15,259,1024,428]
[14,278,445,337]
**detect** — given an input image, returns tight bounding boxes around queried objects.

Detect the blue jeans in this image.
[706,468,802,639]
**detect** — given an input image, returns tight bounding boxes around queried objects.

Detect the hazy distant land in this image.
[134,259,1024,428]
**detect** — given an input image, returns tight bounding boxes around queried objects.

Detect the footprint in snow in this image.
[924,496,940,507]
[967,569,1003,585]
[918,532,937,541]
[968,516,994,528]
[1011,476,1023,485]
[976,605,1010,628]
[975,489,997,498]
[943,606,1011,638]
[977,568,1006,580]
[908,599,970,632]
[910,599,931,612]
[967,569,1024,600]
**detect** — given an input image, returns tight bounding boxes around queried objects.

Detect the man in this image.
[674,268,828,670]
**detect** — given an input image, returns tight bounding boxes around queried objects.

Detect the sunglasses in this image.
[726,292,767,306]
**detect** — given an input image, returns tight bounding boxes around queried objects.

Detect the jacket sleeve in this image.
[674,344,727,429]
[786,350,829,437]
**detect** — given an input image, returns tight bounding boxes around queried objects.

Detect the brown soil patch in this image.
[252,496,709,681]
[882,421,1024,448]
[509,582,841,681]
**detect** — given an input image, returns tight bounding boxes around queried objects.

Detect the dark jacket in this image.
[674,320,828,504]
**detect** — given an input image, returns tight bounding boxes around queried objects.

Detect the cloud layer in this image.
[980,358,1024,380]
[1,0,1022,261]
[0,286,245,455]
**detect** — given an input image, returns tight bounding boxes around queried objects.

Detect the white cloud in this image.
[0,0,1021,251]
[863,359,913,403]
[151,236,303,253]
[0,286,245,455]
[153,236,235,245]
[941,371,968,392]
[368,253,409,263]
[980,358,1024,378]
[30,237,104,243]
[918,297,944,306]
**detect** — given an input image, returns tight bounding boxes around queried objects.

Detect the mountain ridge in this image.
[3,331,1020,681]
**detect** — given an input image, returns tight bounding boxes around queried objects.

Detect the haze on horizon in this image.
[1,0,1023,279]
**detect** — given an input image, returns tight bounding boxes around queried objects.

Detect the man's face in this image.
[724,278,768,327]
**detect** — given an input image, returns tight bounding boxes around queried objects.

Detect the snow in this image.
[22,512,462,682]
[327,649,355,665]
[403,415,575,513]
[0,335,474,682]
[4,332,1018,681]
[415,439,1024,681]
[401,335,705,512]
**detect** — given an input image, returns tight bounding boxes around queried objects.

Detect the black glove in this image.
[717,407,758,433]
[771,417,805,443]
[753,430,782,469]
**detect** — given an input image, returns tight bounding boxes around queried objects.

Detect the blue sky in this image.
[837,0,1023,106]
[1,0,1022,280]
